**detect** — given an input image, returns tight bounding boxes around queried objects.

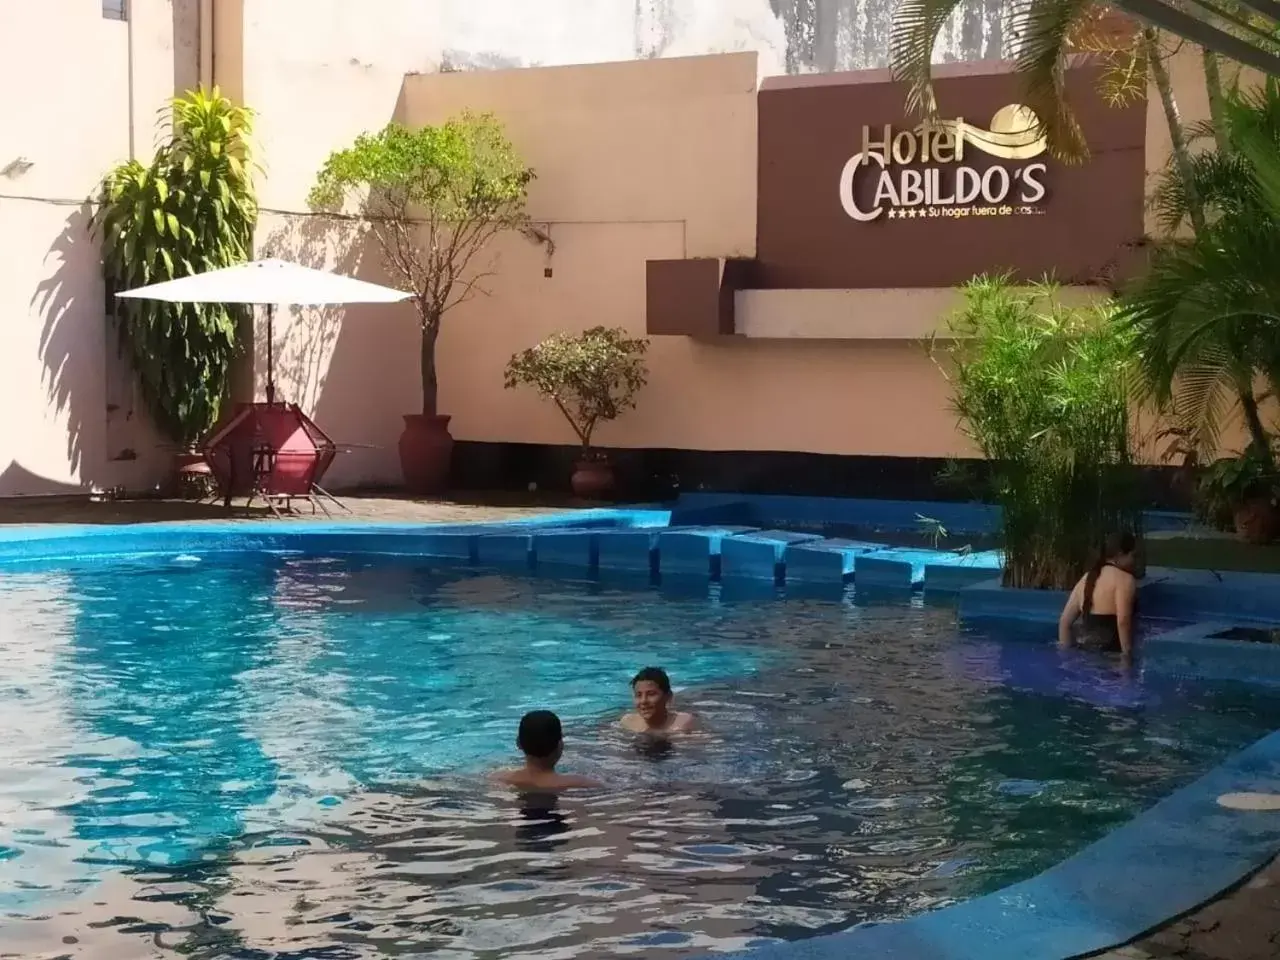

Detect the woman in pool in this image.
[1058,531,1139,660]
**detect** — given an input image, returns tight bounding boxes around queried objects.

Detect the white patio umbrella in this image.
[116,258,412,404]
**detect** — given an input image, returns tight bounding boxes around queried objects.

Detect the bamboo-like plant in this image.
[95,88,257,447]
[934,276,1140,589]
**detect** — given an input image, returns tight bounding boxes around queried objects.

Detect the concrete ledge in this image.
[784,538,885,583]
[418,531,480,562]
[532,530,599,570]
[669,494,1194,537]
[597,529,660,576]
[923,550,1005,593]
[668,499,757,527]
[1144,622,1280,686]
[958,577,1069,624]
[476,533,534,568]
[673,493,1001,535]
[721,530,823,581]
[854,548,939,589]
[657,526,759,578]
[1139,568,1280,624]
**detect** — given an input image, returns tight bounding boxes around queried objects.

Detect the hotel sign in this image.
[838,104,1049,222]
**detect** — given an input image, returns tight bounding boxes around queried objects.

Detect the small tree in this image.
[504,327,649,459]
[308,113,533,417]
[95,88,258,446]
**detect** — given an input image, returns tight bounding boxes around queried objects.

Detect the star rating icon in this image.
[889,208,926,219]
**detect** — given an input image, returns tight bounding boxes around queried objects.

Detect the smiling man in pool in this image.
[620,666,697,735]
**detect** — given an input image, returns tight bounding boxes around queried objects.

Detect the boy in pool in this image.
[620,666,697,735]
[492,710,601,791]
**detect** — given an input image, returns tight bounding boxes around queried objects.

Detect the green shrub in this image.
[934,276,1141,588]
[95,88,257,446]
[504,327,649,457]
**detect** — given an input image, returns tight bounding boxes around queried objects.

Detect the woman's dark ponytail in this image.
[1082,554,1106,616]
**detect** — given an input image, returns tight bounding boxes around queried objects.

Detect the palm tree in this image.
[890,1,1280,165]
[1119,79,1280,460]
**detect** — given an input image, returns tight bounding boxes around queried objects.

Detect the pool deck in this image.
[2,494,1280,960]
[0,492,571,527]
[1097,855,1280,960]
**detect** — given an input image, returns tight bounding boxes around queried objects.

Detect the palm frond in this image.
[1007,0,1097,162]
[890,0,971,119]
[1226,77,1280,222]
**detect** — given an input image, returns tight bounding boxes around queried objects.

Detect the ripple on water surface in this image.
[1,551,1279,958]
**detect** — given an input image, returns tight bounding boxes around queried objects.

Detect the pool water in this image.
[2,550,1279,959]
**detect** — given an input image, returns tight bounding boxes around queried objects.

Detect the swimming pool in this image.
[2,547,1280,959]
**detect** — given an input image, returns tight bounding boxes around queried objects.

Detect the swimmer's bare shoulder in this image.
[669,711,697,733]
[619,711,697,734]
[490,769,601,790]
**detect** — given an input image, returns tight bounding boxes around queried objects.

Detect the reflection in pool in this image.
[1,551,1278,959]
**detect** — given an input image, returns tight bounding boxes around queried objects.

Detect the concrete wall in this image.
[0,0,198,496]
[265,49,974,483]
[0,2,1260,495]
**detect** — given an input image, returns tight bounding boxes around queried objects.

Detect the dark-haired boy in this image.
[492,710,601,790]
[620,666,697,735]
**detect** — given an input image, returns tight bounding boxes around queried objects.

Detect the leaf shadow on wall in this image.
[25,204,107,497]
[257,216,356,414]
[258,215,417,477]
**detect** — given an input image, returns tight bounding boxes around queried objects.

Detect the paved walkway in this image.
[0,492,575,527]
[1094,858,1280,959]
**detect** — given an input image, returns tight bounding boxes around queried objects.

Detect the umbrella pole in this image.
[265,302,276,405]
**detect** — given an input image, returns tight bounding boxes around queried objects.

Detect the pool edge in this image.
[4,511,1279,960]
[708,733,1280,960]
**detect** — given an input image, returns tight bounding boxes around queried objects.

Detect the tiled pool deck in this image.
[1,492,1279,960]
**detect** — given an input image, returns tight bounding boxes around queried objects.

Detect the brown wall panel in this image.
[756,62,1146,289]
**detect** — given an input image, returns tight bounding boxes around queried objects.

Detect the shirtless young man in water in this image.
[492,710,601,791]
[620,667,697,735]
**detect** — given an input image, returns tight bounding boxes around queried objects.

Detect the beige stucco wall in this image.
[0,3,1255,495]
[0,0,196,496]
[262,50,978,484]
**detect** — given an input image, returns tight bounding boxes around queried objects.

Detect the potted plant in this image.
[1197,446,1279,543]
[308,113,534,494]
[504,326,649,498]
[95,88,257,485]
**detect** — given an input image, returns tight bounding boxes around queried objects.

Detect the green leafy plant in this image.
[503,327,649,459]
[1121,79,1280,465]
[308,113,534,417]
[933,275,1141,589]
[95,87,257,446]
[1197,445,1279,532]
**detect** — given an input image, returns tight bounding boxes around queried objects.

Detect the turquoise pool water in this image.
[2,550,1280,959]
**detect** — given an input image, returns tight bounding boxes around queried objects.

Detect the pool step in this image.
[460,524,1005,592]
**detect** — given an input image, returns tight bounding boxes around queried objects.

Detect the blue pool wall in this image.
[3,495,1280,960]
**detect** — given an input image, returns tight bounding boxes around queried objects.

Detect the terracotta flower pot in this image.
[1233,497,1277,545]
[398,414,454,495]
[570,458,615,499]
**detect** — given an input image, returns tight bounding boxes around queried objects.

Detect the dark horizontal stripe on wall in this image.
[450,442,1192,510]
